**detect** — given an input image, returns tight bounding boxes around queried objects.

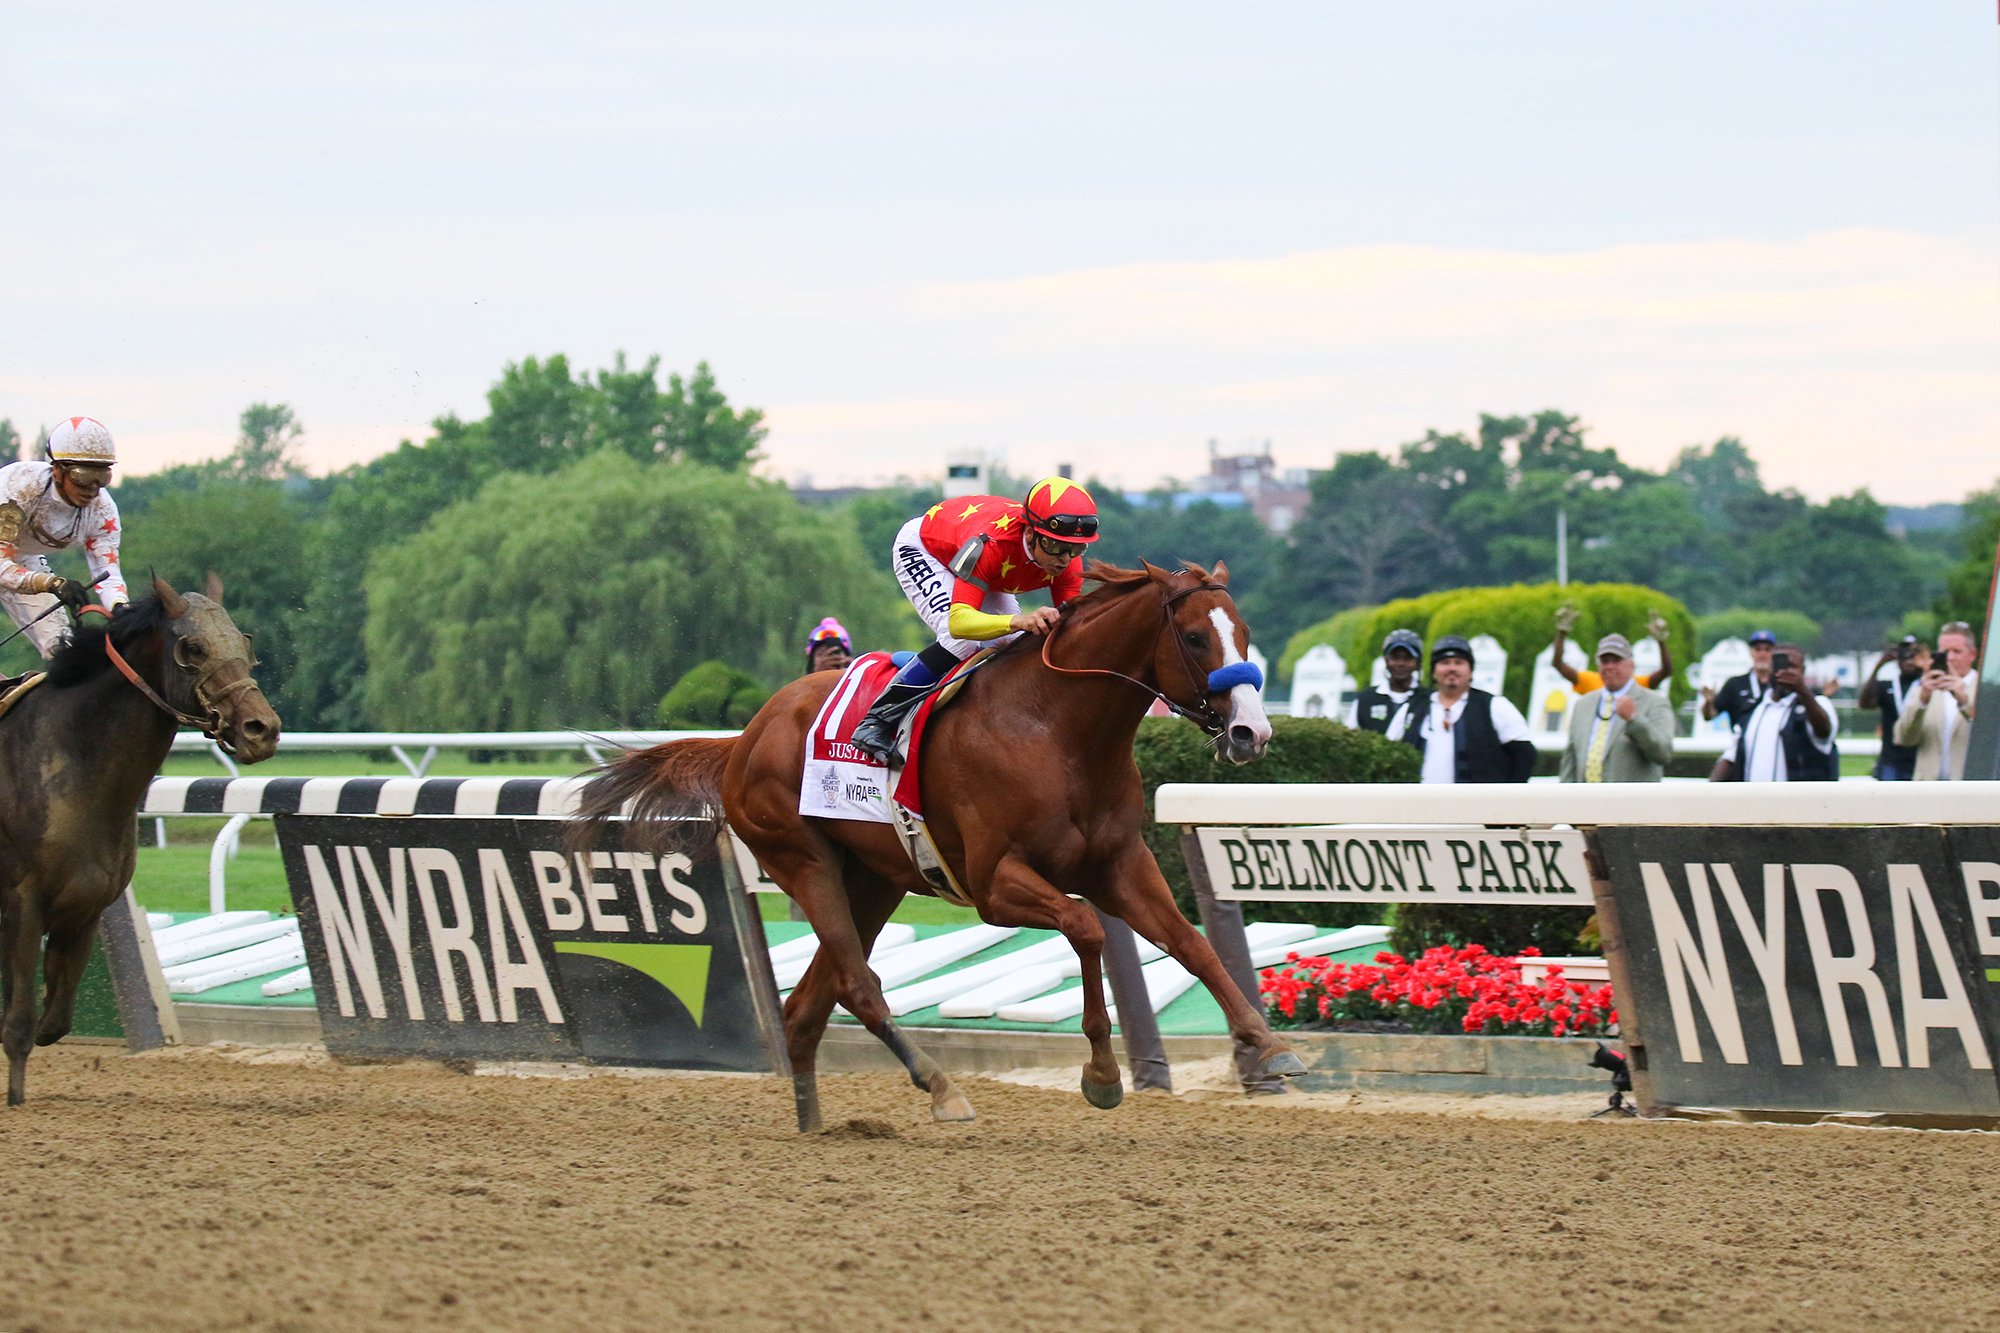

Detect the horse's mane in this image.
[1064,560,1217,615]
[43,595,170,689]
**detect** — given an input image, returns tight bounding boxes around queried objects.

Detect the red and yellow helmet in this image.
[1023,477,1100,544]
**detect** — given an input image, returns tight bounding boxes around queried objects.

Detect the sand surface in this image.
[1,1043,1994,1331]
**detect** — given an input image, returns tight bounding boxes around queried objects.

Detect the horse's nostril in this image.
[1230,724,1256,747]
[242,719,269,739]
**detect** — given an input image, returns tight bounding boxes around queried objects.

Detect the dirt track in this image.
[1,1044,1995,1332]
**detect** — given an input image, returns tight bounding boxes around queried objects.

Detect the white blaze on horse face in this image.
[1206,606,1271,746]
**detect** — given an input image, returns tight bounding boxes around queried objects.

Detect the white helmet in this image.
[47,416,117,465]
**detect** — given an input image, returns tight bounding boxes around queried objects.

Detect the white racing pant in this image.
[891,516,1021,660]
[0,555,66,659]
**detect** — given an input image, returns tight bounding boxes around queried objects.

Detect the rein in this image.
[84,607,261,748]
[1039,578,1239,735]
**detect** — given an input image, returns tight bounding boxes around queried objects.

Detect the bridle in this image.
[1039,576,1240,736]
[83,606,265,752]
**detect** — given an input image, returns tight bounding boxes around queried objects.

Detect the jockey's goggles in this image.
[58,462,112,486]
[1029,511,1099,541]
[1032,534,1086,561]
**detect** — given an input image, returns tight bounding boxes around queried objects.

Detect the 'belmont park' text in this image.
[1193,825,1593,905]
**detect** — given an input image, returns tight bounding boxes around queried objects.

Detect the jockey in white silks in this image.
[0,416,131,659]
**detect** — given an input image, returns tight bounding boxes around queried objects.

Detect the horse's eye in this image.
[184,641,206,660]
[1183,630,1206,649]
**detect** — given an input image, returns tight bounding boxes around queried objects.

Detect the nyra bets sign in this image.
[276,816,772,1072]
[1194,825,1593,906]
[1595,825,2000,1117]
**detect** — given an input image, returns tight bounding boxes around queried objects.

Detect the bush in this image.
[1695,608,1822,653]
[1136,716,1418,927]
[1389,902,1595,959]
[1279,581,1696,712]
[657,660,771,728]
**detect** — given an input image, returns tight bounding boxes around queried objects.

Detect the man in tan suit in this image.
[1560,634,1676,783]
[1894,621,1979,780]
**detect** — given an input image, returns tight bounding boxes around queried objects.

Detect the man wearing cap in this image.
[1711,642,1837,782]
[1559,634,1674,784]
[1386,635,1536,784]
[1859,636,1928,780]
[1348,628,1428,735]
[0,415,129,659]
[1702,629,1776,733]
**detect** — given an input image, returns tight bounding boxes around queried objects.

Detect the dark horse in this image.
[0,574,279,1105]
[572,561,1303,1131]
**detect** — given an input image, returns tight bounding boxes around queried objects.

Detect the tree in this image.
[285,355,767,728]
[1935,482,2000,647]
[0,418,19,464]
[119,481,315,715]
[661,361,766,470]
[1282,453,1458,611]
[657,661,772,728]
[232,403,306,480]
[363,453,907,729]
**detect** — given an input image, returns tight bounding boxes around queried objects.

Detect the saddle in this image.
[798,650,999,907]
[0,672,47,725]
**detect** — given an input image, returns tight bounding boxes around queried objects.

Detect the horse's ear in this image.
[1139,559,1169,583]
[1211,560,1231,586]
[152,571,188,619]
[203,570,225,604]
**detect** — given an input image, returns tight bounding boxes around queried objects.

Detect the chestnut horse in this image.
[0,575,280,1105]
[572,561,1304,1131]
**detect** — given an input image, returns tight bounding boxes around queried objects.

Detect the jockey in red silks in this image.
[849,477,1101,763]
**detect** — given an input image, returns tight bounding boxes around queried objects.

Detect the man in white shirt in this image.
[1893,622,1978,781]
[1386,635,1536,784]
[1712,642,1837,782]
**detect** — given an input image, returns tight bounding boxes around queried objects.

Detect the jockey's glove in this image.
[46,577,93,611]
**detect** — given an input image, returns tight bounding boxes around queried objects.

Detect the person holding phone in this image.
[1892,622,1979,781]
[1860,636,1929,780]
[1710,642,1837,782]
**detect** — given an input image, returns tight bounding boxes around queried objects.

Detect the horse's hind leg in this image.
[1097,844,1303,1082]
[982,854,1122,1109]
[835,874,974,1125]
[1,884,45,1106]
[35,916,100,1047]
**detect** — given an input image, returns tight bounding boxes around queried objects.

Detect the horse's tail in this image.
[566,736,737,858]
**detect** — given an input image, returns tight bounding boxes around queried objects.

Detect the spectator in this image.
[803,617,853,675]
[1860,636,1928,781]
[1349,629,1428,735]
[1552,604,1676,692]
[1893,622,1979,781]
[1702,628,1775,732]
[1386,635,1535,783]
[1711,642,1836,782]
[1559,634,1675,783]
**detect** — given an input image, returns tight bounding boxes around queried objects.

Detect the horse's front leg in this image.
[979,854,1122,1110]
[2,884,46,1106]
[1093,843,1303,1083]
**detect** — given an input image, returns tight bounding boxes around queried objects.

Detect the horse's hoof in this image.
[1259,1050,1307,1079]
[931,1090,977,1123]
[1080,1074,1125,1110]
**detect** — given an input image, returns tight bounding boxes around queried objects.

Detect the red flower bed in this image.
[1259,944,1617,1038]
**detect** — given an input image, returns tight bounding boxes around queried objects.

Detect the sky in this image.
[3,2,1996,504]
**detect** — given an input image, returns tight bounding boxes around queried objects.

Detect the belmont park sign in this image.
[1193,824,1592,905]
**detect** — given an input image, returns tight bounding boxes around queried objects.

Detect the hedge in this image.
[1136,716,1417,929]
[1280,581,1696,711]
[657,660,773,728]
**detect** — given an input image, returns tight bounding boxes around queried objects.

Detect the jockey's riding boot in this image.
[850,680,931,766]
